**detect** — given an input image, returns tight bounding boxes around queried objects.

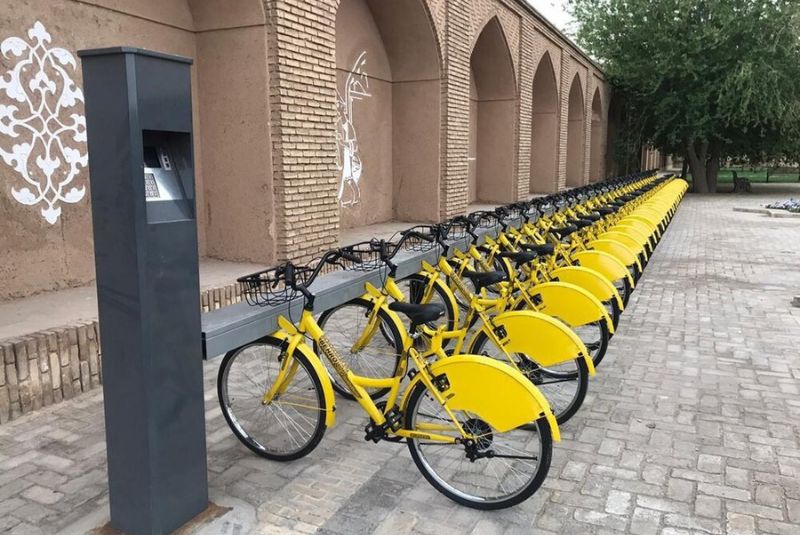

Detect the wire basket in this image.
[237,265,312,307]
[504,204,527,221]
[398,225,440,252]
[441,219,469,241]
[339,241,384,271]
[524,203,541,221]
[471,211,502,230]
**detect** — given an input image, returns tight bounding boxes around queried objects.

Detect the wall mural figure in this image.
[335,51,371,207]
[0,21,87,224]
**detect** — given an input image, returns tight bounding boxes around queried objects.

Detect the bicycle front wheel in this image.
[404,381,552,510]
[218,337,327,461]
[316,298,404,400]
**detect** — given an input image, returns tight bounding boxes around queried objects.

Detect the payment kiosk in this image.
[79,47,207,535]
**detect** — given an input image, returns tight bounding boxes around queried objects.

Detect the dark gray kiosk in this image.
[79,47,208,535]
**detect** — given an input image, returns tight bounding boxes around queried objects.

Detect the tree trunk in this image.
[706,144,721,193]
[706,153,721,193]
[680,156,688,178]
[685,139,710,193]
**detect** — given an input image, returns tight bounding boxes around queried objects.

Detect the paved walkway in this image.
[2,184,800,534]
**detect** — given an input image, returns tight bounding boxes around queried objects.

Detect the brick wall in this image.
[0,284,245,424]
[0,324,100,424]
[267,0,341,261]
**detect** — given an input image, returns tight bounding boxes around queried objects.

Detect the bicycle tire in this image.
[315,298,404,401]
[404,380,553,510]
[604,298,621,332]
[468,329,589,424]
[513,298,610,368]
[217,337,327,461]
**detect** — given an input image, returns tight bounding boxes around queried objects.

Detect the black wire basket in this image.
[504,204,527,221]
[339,241,384,271]
[398,225,440,252]
[524,203,541,221]
[442,219,469,241]
[237,265,312,307]
[472,211,502,230]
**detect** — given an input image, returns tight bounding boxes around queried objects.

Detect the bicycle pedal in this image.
[364,407,403,443]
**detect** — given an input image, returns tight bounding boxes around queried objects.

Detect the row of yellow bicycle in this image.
[218,171,689,509]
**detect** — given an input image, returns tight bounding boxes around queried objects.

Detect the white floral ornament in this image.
[0,21,87,224]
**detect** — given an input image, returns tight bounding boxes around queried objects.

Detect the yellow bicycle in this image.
[317,232,594,424]
[218,249,559,509]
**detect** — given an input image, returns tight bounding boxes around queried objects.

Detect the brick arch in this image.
[335,0,443,226]
[468,15,518,203]
[566,72,586,187]
[471,13,518,91]
[589,87,604,181]
[530,50,560,193]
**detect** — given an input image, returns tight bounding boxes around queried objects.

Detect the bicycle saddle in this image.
[519,243,555,256]
[597,206,617,215]
[496,250,539,266]
[388,302,444,325]
[574,219,594,229]
[583,213,602,222]
[461,270,507,292]
[552,225,578,238]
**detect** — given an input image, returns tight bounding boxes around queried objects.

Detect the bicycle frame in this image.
[271,310,470,442]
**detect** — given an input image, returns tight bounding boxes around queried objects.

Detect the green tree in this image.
[571,0,800,192]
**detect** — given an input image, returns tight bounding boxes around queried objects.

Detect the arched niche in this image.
[530,52,559,193]
[565,73,586,188]
[188,0,274,261]
[589,88,604,182]
[468,17,517,204]
[335,0,442,228]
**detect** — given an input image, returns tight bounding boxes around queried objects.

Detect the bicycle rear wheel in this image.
[513,299,609,368]
[404,381,552,510]
[572,320,610,368]
[217,337,327,461]
[603,298,621,332]
[613,276,632,307]
[468,330,589,424]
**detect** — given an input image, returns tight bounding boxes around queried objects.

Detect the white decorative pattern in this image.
[0,21,87,224]
[335,52,371,207]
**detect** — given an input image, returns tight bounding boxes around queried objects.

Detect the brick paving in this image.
[1,185,800,534]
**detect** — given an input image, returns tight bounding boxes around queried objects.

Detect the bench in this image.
[732,171,751,193]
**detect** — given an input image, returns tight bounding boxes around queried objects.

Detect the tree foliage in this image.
[570,0,800,192]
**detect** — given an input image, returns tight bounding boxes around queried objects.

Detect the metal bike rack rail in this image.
[201,220,521,359]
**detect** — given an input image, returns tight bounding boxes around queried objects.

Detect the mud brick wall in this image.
[0,323,101,424]
[0,283,246,424]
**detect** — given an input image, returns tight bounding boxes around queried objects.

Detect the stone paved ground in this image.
[1,184,800,535]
